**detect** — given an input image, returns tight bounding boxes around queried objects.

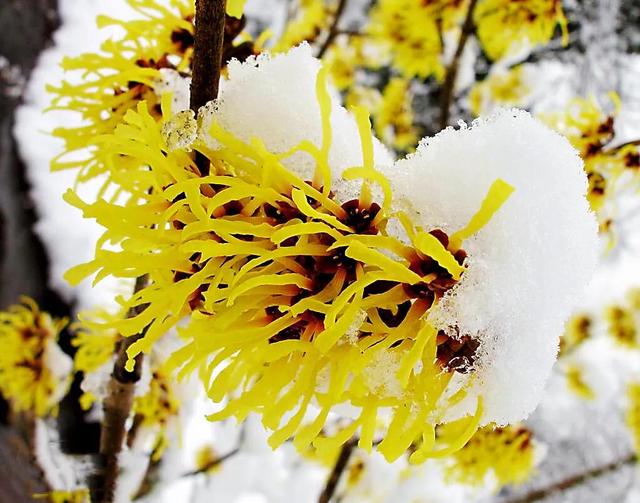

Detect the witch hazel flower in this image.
[63,44,597,463]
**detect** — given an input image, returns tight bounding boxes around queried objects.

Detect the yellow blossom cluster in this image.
[605,294,639,349]
[48,0,260,188]
[373,78,419,153]
[474,0,568,60]
[0,299,69,417]
[544,95,640,248]
[559,313,593,357]
[469,66,530,117]
[367,0,467,80]
[132,366,181,459]
[445,423,536,488]
[62,54,513,462]
[273,0,332,52]
[34,489,89,503]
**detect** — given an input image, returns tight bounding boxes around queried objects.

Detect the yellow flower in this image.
[373,77,419,152]
[475,0,568,61]
[543,94,636,251]
[368,0,466,80]
[0,298,70,417]
[345,86,382,112]
[34,489,89,503]
[627,382,640,456]
[64,58,513,463]
[48,0,195,185]
[133,366,181,460]
[445,423,536,488]
[605,304,638,349]
[273,0,331,52]
[559,313,592,356]
[72,309,121,374]
[564,364,595,400]
[469,66,530,117]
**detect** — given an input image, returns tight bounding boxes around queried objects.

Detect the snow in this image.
[392,109,599,425]
[199,43,395,203]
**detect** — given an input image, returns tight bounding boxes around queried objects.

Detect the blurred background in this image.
[2,0,640,501]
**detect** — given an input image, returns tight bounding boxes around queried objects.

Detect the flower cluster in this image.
[48,0,259,187]
[0,299,71,417]
[34,489,89,503]
[605,290,640,349]
[65,57,515,461]
[445,423,537,488]
[474,0,567,60]
[544,95,640,249]
[469,66,531,117]
[367,0,466,80]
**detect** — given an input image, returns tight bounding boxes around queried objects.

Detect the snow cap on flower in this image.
[199,43,394,202]
[391,109,599,424]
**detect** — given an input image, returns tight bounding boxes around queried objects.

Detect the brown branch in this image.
[180,447,241,477]
[190,0,226,113]
[191,0,227,177]
[318,437,358,503]
[439,0,478,130]
[503,452,637,503]
[316,0,348,59]
[93,275,149,503]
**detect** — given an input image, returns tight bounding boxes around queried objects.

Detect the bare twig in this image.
[93,275,149,503]
[439,0,478,130]
[503,452,637,503]
[191,0,227,177]
[190,0,226,113]
[318,437,358,503]
[181,447,241,477]
[317,0,348,58]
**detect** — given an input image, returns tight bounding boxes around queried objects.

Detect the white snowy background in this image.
[12,0,640,501]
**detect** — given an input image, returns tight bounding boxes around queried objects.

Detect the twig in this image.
[93,275,149,503]
[180,447,241,477]
[502,452,637,503]
[439,0,478,130]
[318,438,358,503]
[190,0,227,177]
[317,0,348,58]
[190,0,226,113]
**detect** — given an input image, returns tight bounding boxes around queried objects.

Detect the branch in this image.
[190,0,227,177]
[317,437,358,503]
[439,0,478,130]
[503,452,637,503]
[316,0,348,59]
[190,0,226,113]
[180,447,241,477]
[93,275,149,503]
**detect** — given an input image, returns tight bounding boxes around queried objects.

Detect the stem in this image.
[190,0,226,177]
[317,438,357,503]
[94,275,149,503]
[190,0,226,113]
[317,0,348,58]
[180,447,241,477]
[439,0,478,130]
[503,452,637,503]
